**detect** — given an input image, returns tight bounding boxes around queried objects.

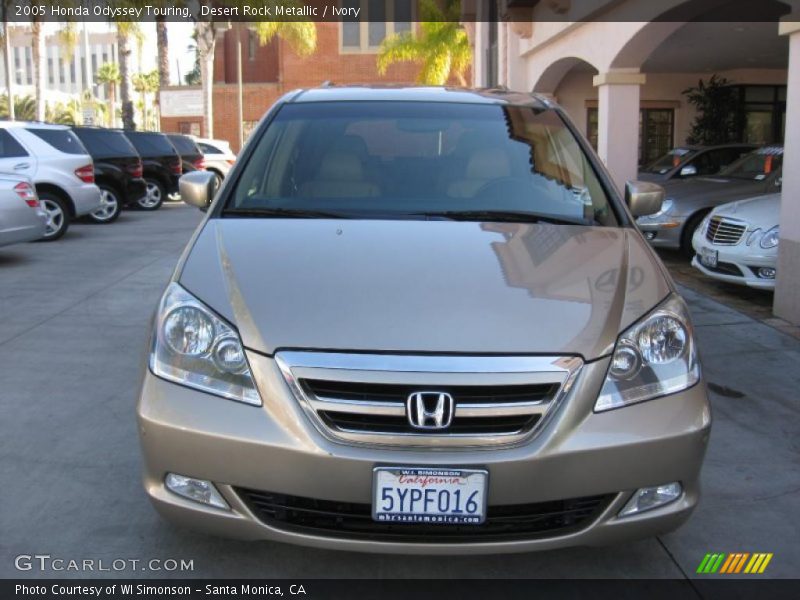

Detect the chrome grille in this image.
[276,352,582,448]
[706,216,746,245]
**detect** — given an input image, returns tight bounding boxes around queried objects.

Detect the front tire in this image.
[88,186,122,223]
[39,193,70,241]
[139,179,165,211]
[681,211,709,256]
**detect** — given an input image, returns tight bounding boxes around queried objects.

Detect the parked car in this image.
[0,174,46,247]
[691,193,780,290]
[72,127,147,223]
[0,121,101,240]
[191,136,236,182]
[166,133,205,175]
[120,130,181,211]
[638,144,756,183]
[137,86,710,553]
[637,145,783,253]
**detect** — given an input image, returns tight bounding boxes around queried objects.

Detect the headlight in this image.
[652,198,674,217]
[596,295,700,412]
[746,228,762,246]
[759,226,779,249]
[150,283,261,406]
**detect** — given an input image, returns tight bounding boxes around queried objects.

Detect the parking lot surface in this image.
[1,204,798,579]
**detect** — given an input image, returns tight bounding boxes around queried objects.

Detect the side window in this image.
[0,130,29,158]
[199,143,221,155]
[689,151,719,176]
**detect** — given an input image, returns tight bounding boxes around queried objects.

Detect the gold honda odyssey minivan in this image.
[137,86,710,554]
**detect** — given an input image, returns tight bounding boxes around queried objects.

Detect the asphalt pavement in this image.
[0,204,797,579]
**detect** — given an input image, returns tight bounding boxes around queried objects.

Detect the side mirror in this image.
[625,180,665,217]
[179,170,219,211]
[679,164,697,177]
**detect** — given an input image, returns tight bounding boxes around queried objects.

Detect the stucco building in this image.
[469,0,800,325]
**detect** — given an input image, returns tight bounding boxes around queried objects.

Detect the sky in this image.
[167,23,196,85]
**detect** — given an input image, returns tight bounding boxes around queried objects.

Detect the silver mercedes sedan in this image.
[137,86,710,554]
[0,174,46,248]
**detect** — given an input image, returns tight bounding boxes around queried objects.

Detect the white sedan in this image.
[691,193,780,290]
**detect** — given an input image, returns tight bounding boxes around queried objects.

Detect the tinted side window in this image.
[27,128,87,154]
[198,142,222,154]
[127,133,176,156]
[168,135,199,155]
[74,129,138,158]
[0,130,28,158]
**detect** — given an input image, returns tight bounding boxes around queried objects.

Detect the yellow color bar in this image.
[744,554,761,574]
[758,553,774,574]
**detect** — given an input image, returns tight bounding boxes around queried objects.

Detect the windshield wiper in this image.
[223,207,355,219]
[414,210,592,226]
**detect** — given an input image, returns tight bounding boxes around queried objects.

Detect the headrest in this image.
[318,152,364,181]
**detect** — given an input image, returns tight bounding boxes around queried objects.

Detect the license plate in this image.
[699,247,718,268]
[372,467,488,525]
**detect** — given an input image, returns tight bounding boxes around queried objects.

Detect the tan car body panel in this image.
[179,219,671,359]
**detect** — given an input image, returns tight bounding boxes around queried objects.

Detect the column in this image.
[593,70,646,193]
[774,16,800,324]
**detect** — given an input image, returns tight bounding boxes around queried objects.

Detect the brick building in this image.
[161,21,424,151]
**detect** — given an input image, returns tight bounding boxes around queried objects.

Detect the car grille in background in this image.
[706,216,746,245]
[236,488,614,543]
[277,352,581,448]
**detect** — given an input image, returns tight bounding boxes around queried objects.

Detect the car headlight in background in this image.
[150,282,261,406]
[759,226,780,249]
[596,295,700,412]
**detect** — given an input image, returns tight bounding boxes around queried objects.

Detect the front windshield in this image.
[227,101,617,226]
[719,146,783,180]
[643,147,695,174]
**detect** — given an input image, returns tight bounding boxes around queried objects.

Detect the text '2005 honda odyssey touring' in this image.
[137,87,710,554]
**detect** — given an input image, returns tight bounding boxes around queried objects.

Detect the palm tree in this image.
[0,1,14,119]
[250,21,317,58]
[132,69,159,130]
[57,21,79,65]
[96,62,120,127]
[193,14,219,138]
[377,0,471,86]
[0,94,36,120]
[31,17,45,121]
[115,21,139,129]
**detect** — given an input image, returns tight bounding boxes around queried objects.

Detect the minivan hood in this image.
[179,219,670,360]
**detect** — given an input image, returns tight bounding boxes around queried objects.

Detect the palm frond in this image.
[377,32,423,75]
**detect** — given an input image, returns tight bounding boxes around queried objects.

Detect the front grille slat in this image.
[706,216,746,245]
[277,353,581,448]
[236,488,614,543]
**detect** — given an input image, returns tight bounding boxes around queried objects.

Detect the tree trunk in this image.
[195,21,216,138]
[32,18,45,121]
[2,4,14,120]
[156,19,170,87]
[109,84,116,127]
[117,29,135,129]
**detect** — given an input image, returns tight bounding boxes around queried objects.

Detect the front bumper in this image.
[636,219,686,249]
[137,353,711,554]
[691,238,777,290]
[67,183,103,216]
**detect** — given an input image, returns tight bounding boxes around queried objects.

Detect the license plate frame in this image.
[699,247,718,268]
[372,467,488,525]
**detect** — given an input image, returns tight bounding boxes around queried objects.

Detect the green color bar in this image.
[697,554,713,574]
[710,554,726,573]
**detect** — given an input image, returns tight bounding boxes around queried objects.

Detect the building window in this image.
[639,109,674,166]
[586,107,674,166]
[14,47,21,85]
[59,59,66,84]
[179,121,201,136]
[248,32,257,61]
[25,47,32,84]
[340,0,413,53]
[47,57,54,85]
[732,85,786,145]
